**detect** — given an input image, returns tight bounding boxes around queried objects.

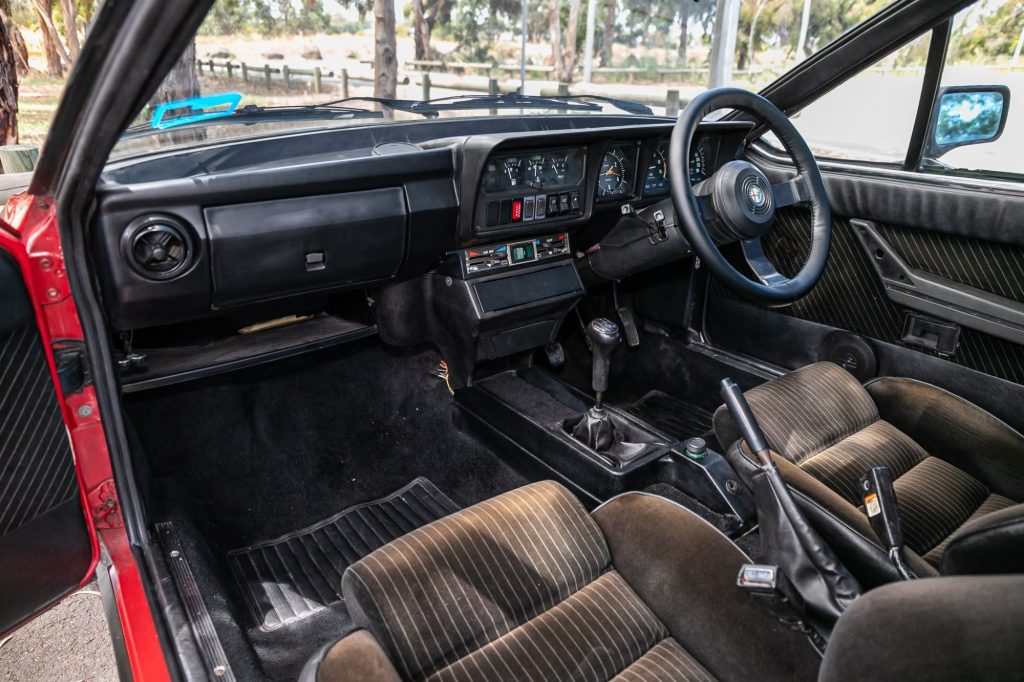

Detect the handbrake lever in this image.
[720,378,771,467]
[860,467,916,580]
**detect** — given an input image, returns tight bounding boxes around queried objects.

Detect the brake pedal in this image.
[544,342,565,368]
[617,306,640,347]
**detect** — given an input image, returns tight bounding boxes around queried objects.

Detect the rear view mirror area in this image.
[926,85,1010,159]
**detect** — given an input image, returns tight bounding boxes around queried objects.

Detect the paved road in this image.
[0,579,117,682]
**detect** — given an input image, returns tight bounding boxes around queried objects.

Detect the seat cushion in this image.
[341,481,714,681]
[713,362,1020,566]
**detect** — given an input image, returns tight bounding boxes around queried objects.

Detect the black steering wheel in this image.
[669,88,831,305]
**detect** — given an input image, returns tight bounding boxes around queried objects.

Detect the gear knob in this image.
[586,318,621,397]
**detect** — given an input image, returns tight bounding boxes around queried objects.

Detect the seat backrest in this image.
[820,574,1024,682]
[340,481,611,680]
[713,361,879,465]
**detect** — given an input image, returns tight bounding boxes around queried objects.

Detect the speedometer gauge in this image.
[597,144,636,199]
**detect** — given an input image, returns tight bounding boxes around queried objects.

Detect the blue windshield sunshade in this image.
[150,92,243,130]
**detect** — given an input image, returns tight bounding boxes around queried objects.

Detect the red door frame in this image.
[2,192,171,682]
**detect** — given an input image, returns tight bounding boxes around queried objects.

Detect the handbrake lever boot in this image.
[721,379,862,633]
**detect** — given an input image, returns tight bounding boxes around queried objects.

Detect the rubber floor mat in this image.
[227,477,459,631]
[629,390,714,442]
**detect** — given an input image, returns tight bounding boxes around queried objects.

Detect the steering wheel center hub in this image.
[712,160,776,240]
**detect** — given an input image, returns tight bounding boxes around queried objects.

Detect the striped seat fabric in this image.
[725,362,1016,565]
[341,481,714,682]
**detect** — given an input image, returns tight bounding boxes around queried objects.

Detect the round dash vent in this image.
[121,216,195,281]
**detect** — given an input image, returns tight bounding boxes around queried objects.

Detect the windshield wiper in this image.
[123,102,389,136]
[404,92,654,116]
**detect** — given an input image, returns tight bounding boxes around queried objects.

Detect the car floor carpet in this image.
[227,477,460,632]
[126,338,532,680]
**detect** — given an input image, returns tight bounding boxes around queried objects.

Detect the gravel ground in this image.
[0,578,118,682]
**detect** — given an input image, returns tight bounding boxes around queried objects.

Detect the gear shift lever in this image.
[572,318,622,451]
[586,318,622,408]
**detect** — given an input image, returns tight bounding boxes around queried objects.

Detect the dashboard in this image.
[94,116,752,332]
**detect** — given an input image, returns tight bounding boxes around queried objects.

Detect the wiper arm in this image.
[303,97,441,118]
[405,92,654,116]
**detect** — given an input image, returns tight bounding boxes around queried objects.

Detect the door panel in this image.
[743,207,1024,385]
[0,252,93,634]
[705,185,1024,428]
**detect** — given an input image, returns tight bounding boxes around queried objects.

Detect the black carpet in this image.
[127,339,532,680]
[642,483,743,535]
[228,478,459,632]
[629,390,714,442]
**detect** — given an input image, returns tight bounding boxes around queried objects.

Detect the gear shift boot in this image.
[571,406,617,451]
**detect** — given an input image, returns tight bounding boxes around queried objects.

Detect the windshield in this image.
[113,0,896,157]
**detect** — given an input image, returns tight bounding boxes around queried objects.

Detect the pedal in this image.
[617,306,640,347]
[544,342,565,368]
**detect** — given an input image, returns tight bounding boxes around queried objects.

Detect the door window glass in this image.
[771,31,932,164]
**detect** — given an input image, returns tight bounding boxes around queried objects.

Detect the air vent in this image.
[121,216,195,281]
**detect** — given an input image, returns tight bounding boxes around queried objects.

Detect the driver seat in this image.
[713,362,1024,585]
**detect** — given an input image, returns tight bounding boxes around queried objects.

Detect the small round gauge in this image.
[503,157,522,187]
[482,161,499,191]
[548,153,568,183]
[598,147,631,197]
[526,156,546,185]
[689,146,708,185]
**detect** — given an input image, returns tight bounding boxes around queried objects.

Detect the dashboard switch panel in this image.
[460,232,570,278]
[476,147,586,234]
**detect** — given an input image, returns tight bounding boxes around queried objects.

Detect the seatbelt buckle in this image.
[859,467,916,580]
[859,467,904,550]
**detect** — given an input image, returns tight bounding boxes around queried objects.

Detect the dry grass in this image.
[17,73,65,148]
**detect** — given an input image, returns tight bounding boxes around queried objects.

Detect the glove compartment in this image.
[206,187,407,308]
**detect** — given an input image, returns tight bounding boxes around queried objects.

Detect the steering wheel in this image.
[669,88,831,305]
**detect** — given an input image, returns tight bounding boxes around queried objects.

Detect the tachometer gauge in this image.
[598,146,633,198]
[644,144,669,194]
[689,146,708,185]
[503,157,522,187]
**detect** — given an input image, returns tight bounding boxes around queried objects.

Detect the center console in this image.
[373,230,585,387]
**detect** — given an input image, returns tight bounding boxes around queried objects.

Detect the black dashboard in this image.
[93,116,752,336]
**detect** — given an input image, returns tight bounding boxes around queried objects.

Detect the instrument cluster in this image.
[481,148,586,193]
[473,133,723,234]
[599,136,718,201]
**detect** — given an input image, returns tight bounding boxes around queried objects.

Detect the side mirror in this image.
[924,85,1010,160]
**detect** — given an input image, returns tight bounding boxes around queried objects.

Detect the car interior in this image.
[8,1,1023,680]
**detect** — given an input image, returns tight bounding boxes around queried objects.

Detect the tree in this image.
[411,0,449,60]
[600,0,615,66]
[0,1,27,75]
[373,0,398,98]
[549,0,564,79]
[0,4,17,144]
[152,41,199,107]
[32,0,70,76]
[560,0,583,81]
[58,0,79,62]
